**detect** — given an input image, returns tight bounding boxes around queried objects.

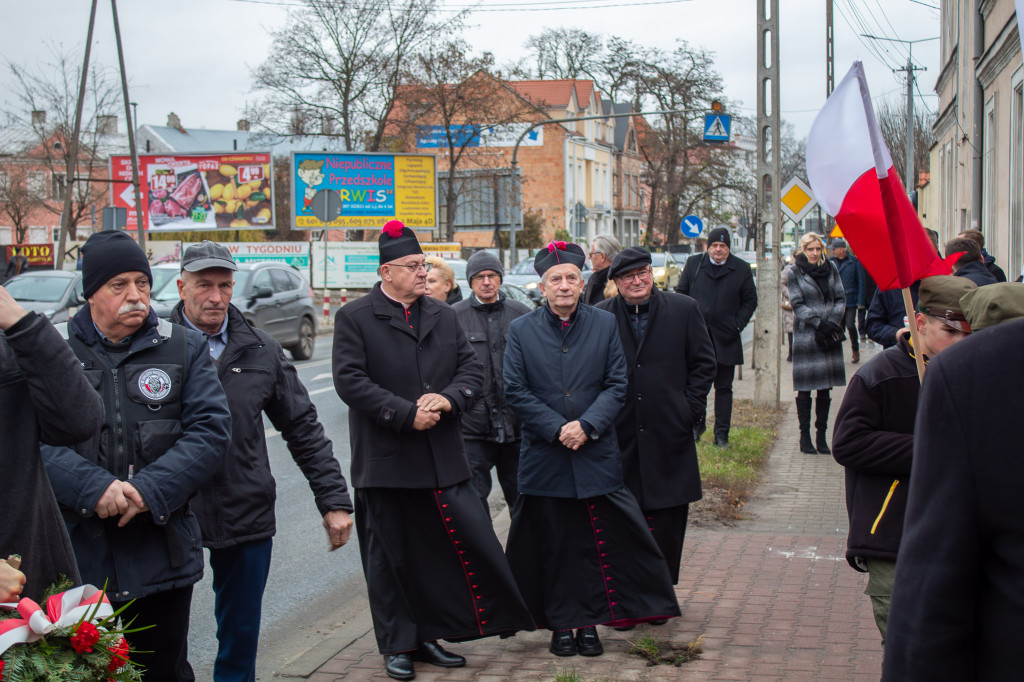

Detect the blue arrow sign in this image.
[703,114,731,142]
[680,215,704,238]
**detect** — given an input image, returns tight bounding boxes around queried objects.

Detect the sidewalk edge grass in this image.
[697,398,782,520]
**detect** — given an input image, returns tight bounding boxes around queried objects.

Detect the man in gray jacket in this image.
[452,251,531,515]
[171,241,353,682]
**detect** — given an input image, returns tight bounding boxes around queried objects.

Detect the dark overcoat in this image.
[882,318,1024,681]
[1,312,103,601]
[596,289,717,509]
[503,303,628,499]
[332,284,484,489]
[171,303,352,550]
[675,252,757,365]
[786,261,846,392]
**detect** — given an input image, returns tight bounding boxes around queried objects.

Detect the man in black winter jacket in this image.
[833,275,975,644]
[452,251,531,515]
[172,241,353,682]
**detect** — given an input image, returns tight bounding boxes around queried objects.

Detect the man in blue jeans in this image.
[171,242,354,682]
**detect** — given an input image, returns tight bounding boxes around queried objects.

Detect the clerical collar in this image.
[380,285,414,310]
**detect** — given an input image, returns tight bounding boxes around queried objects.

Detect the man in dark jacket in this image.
[333,221,531,681]
[882,317,1024,680]
[946,237,998,287]
[833,276,975,646]
[452,251,531,515]
[959,229,1007,282]
[170,241,353,682]
[41,230,231,682]
[504,242,680,659]
[830,239,864,363]
[582,234,621,305]
[4,247,28,281]
[597,247,716,590]
[675,227,757,446]
[1,285,103,602]
[866,281,919,349]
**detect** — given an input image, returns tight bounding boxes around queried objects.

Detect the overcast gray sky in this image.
[1,0,940,143]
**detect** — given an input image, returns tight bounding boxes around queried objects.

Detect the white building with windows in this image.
[930,0,1022,278]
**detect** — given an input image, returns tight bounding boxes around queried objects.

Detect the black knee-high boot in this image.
[796,392,815,453]
[815,390,832,454]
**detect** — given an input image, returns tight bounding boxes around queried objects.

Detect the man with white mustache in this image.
[42,230,231,682]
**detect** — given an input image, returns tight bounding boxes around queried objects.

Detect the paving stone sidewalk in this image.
[294,341,886,681]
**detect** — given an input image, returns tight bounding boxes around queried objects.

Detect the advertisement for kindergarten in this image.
[110,152,276,232]
[290,152,437,231]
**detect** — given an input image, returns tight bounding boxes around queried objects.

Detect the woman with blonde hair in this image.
[785,232,846,454]
[424,256,463,305]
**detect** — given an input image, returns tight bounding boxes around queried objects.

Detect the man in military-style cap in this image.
[833,275,976,645]
[504,241,680,659]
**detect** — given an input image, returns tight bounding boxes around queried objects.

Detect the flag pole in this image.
[900,288,926,383]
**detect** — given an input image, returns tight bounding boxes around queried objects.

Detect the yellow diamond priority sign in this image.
[780,176,817,223]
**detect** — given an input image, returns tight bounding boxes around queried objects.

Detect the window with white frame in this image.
[982,95,997,244]
[1010,69,1023,282]
[28,226,49,244]
[0,227,11,243]
[26,171,47,197]
[51,173,66,201]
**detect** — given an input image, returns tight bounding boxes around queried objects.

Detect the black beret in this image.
[608,246,653,280]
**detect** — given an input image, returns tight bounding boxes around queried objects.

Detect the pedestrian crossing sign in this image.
[703,114,731,142]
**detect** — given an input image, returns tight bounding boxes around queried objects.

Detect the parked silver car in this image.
[5,270,85,324]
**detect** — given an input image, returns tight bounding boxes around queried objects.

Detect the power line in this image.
[834,0,901,71]
[229,0,693,11]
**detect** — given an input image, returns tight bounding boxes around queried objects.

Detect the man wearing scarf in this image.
[503,241,681,659]
[332,221,532,680]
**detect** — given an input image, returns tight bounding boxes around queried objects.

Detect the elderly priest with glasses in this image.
[332,220,533,681]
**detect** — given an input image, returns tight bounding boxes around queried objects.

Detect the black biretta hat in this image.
[378,220,423,265]
[534,241,586,276]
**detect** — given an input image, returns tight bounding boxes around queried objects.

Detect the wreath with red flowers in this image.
[0,577,145,681]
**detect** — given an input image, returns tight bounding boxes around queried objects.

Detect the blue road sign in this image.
[681,215,704,238]
[703,114,731,142]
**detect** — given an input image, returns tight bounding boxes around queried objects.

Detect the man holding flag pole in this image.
[806,60,961,383]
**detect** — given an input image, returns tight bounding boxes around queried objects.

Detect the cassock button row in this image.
[423,383,430,389]
[564,391,571,397]
[636,394,643,400]
[635,362,641,368]
[561,347,568,353]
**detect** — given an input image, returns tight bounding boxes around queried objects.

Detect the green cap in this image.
[960,282,1024,332]
[918,275,977,332]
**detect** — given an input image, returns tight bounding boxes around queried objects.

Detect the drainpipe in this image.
[971,0,983,230]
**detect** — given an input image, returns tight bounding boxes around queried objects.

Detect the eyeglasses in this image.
[616,269,653,283]
[390,261,431,273]
[471,273,500,282]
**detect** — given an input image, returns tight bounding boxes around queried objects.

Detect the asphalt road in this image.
[186,335,367,680]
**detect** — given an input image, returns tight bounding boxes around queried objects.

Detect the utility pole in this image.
[860,35,936,193]
[56,0,99,270]
[111,0,145,253]
[824,0,835,237]
[754,0,782,409]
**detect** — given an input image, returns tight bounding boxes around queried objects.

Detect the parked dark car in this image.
[5,270,84,324]
[150,261,318,360]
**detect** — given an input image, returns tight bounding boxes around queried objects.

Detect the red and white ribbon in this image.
[0,585,113,656]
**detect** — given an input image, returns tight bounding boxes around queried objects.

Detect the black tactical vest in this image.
[64,319,189,480]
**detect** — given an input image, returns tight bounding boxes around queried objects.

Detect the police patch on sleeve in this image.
[139,368,173,400]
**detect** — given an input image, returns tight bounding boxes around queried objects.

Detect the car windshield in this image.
[153,270,251,302]
[448,260,467,280]
[6,276,71,303]
[151,268,180,292]
[510,260,536,275]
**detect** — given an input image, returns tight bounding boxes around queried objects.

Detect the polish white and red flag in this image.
[806,61,959,291]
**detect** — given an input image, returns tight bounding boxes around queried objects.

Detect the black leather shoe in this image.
[648,618,669,625]
[575,626,604,656]
[383,653,415,680]
[411,641,465,668]
[549,630,577,656]
[612,624,636,631]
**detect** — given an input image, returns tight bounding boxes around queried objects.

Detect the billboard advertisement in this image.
[291,152,436,231]
[110,152,276,232]
[5,244,54,267]
[183,241,309,269]
[310,242,381,288]
[416,123,543,149]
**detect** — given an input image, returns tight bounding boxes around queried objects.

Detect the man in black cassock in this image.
[597,247,716,594]
[333,221,533,681]
[503,241,680,659]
